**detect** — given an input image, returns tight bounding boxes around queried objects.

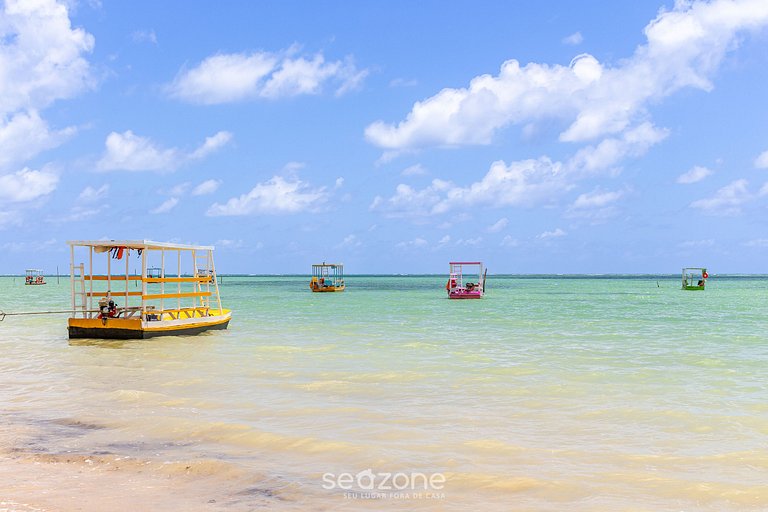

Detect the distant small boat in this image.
[310,263,345,292]
[682,267,708,290]
[446,261,486,299]
[25,269,46,286]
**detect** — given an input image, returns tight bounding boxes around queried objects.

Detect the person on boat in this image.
[98,292,118,318]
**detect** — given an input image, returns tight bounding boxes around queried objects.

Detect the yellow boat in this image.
[67,240,231,339]
[309,262,345,292]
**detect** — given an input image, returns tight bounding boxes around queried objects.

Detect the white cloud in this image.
[487,218,509,233]
[169,182,191,196]
[0,0,94,168]
[131,30,157,44]
[760,182,768,196]
[571,189,624,209]
[677,165,713,184]
[192,179,221,196]
[396,237,428,248]
[96,130,231,172]
[437,235,451,246]
[150,197,179,214]
[0,210,22,229]
[562,31,583,45]
[189,131,233,160]
[0,111,76,170]
[690,179,751,215]
[373,121,665,217]
[47,206,102,224]
[744,238,768,247]
[207,175,327,216]
[168,50,367,104]
[566,123,668,175]
[755,150,768,169]
[77,184,109,202]
[373,158,569,216]
[365,0,768,150]
[336,234,362,249]
[334,177,345,189]
[215,239,245,249]
[0,168,58,203]
[538,228,566,239]
[455,237,483,246]
[402,164,428,176]
[501,235,519,247]
[567,188,625,221]
[0,0,94,115]
[390,78,419,88]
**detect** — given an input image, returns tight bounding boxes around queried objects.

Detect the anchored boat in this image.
[682,267,708,290]
[310,263,345,292]
[25,269,46,285]
[67,240,231,339]
[446,261,487,299]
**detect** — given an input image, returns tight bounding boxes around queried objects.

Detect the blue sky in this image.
[1,0,768,274]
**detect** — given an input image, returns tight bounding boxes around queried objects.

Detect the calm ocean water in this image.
[1,275,767,511]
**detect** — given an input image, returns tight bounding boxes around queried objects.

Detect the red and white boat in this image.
[446,261,486,299]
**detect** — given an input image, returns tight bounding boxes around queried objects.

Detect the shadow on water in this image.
[68,338,140,349]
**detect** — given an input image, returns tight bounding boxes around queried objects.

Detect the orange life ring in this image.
[702,272,709,279]
[445,280,450,290]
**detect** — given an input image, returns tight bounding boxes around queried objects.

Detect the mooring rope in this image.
[0,309,101,322]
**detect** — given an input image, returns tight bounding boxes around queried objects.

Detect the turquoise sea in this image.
[1,275,767,511]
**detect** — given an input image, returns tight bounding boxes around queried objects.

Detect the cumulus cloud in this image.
[755,150,768,169]
[677,165,713,184]
[537,228,566,239]
[207,175,327,216]
[372,124,661,217]
[365,0,768,150]
[168,50,367,104]
[151,197,179,214]
[567,188,626,222]
[192,179,221,196]
[0,168,58,203]
[0,0,94,167]
[571,189,624,209]
[77,184,109,202]
[690,179,751,215]
[487,218,509,233]
[0,0,94,114]
[97,130,232,172]
[0,111,76,170]
[401,164,428,176]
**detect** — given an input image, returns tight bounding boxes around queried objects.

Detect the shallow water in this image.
[1,275,767,510]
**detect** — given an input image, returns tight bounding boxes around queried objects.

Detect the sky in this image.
[1,0,768,274]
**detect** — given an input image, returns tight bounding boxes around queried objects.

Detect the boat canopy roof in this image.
[67,240,214,251]
[449,261,482,265]
[312,263,343,267]
[25,268,43,272]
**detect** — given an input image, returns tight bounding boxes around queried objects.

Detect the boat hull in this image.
[310,285,345,293]
[68,311,231,339]
[448,291,483,299]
